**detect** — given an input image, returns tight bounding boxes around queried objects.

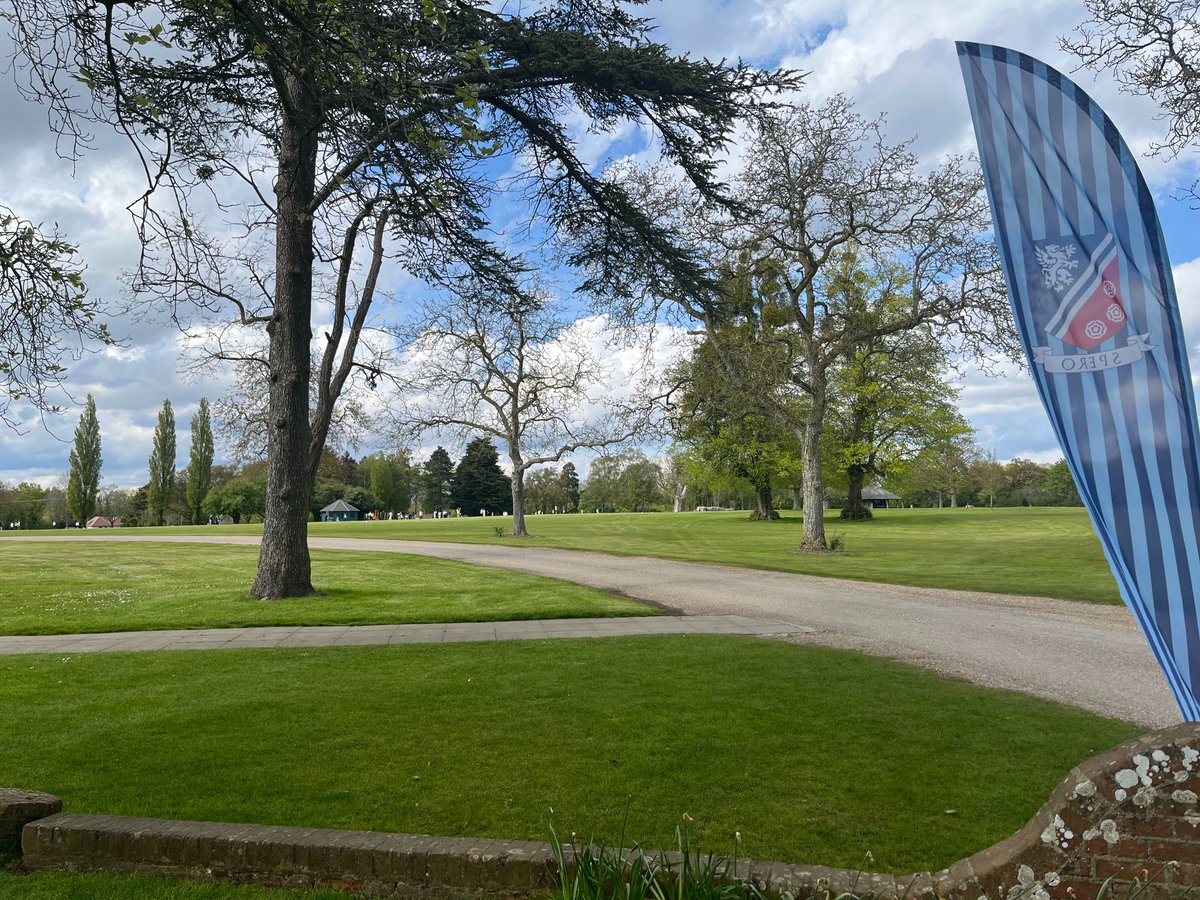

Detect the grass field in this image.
[47,506,1119,603]
[0,635,1138,875]
[0,542,652,635]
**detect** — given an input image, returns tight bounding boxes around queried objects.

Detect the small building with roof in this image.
[861,486,902,509]
[319,499,362,522]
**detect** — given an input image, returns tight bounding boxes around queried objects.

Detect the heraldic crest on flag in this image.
[1028,231,1152,373]
[959,41,1200,720]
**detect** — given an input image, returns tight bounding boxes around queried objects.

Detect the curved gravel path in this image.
[5,533,1178,728]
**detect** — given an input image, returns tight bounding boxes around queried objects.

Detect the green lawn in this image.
[0,543,652,635]
[56,506,1118,603]
[0,636,1138,875]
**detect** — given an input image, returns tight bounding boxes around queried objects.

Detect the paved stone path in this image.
[3,533,1181,727]
[0,615,809,656]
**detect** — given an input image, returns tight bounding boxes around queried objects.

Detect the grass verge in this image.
[0,542,653,635]
[0,635,1138,874]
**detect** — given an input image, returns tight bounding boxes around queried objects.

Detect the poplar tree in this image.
[146,399,176,526]
[186,397,214,524]
[66,394,101,524]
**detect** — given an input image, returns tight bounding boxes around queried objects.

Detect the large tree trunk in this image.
[749,483,779,520]
[798,369,828,550]
[510,453,528,537]
[673,481,688,513]
[840,464,873,520]
[252,65,320,600]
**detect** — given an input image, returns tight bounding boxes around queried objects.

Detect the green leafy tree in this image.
[66,394,101,524]
[365,455,396,515]
[202,475,266,524]
[451,438,510,516]
[389,451,418,516]
[146,399,176,526]
[970,449,1006,509]
[904,435,979,508]
[421,448,455,515]
[671,333,797,521]
[1002,458,1051,507]
[2,482,50,529]
[186,398,214,525]
[523,467,567,514]
[614,454,668,512]
[1044,459,1083,507]
[824,323,969,520]
[9,0,795,597]
[579,454,625,513]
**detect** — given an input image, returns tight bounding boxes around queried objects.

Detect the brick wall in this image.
[954,722,1200,900]
[6,723,1200,898]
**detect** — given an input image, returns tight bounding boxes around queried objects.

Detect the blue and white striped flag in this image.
[958,42,1200,721]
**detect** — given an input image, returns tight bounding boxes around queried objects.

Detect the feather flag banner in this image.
[958,42,1200,720]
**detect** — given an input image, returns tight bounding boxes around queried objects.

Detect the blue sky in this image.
[2,0,1198,488]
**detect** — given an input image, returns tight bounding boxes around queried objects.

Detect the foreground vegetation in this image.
[0,870,351,899]
[56,506,1117,604]
[0,543,651,635]
[0,636,1138,873]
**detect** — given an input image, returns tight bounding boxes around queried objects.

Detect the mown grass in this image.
[0,870,352,898]
[77,506,1117,603]
[0,636,1138,874]
[0,542,653,635]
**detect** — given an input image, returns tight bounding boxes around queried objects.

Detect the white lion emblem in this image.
[1035,243,1081,292]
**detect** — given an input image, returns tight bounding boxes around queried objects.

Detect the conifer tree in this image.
[451,438,510,516]
[421,448,455,515]
[186,397,214,524]
[559,462,581,513]
[146,399,176,526]
[66,394,101,524]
